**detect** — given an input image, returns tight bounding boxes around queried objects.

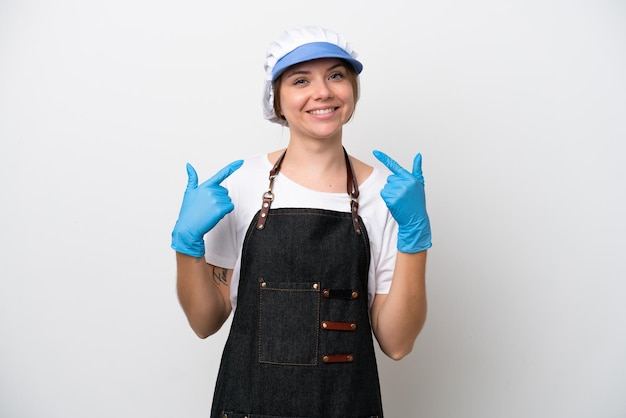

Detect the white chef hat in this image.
[262,26,363,126]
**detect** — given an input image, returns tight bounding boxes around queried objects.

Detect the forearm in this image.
[371,250,427,360]
[176,252,231,338]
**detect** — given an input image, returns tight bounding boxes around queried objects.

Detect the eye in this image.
[329,71,345,80]
[293,78,308,86]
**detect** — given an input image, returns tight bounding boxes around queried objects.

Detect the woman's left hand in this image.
[373,150,432,253]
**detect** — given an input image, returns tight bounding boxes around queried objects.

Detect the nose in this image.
[313,79,333,100]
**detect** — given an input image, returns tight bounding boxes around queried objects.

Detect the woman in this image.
[172,26,431,418]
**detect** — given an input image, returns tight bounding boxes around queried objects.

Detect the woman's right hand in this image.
[171,160,243,257]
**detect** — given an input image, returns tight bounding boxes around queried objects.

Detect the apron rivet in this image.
[312,283,318,289]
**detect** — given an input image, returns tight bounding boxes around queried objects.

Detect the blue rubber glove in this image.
[373,150,432,253]
[171,160,244,257]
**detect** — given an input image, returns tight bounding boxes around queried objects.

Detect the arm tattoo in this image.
[210,266,229,286]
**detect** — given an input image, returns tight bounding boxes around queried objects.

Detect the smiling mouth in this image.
[309,107,336,115]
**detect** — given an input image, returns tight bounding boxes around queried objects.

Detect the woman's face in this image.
[276,58,356,141]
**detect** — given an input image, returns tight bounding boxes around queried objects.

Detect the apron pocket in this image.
[258,279,320,365]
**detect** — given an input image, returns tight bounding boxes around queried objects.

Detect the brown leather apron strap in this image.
[256,147,362,234]
[322,353,355,363]
[344,148,362,235]
[321,321,357,331]
[256,149,287,230]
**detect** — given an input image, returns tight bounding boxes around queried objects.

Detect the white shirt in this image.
[204,153,398,311]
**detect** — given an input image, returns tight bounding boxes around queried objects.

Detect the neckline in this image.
[257,148,363,235]
[262,152,374,192]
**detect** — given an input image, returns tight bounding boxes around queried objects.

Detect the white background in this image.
[1,1,625,417]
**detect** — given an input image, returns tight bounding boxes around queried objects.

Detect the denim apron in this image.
[211,149,383,418]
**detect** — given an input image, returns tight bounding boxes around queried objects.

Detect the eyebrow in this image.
[283,62,347,78]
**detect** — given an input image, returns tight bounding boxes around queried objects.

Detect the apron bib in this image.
[211,150,383,418]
